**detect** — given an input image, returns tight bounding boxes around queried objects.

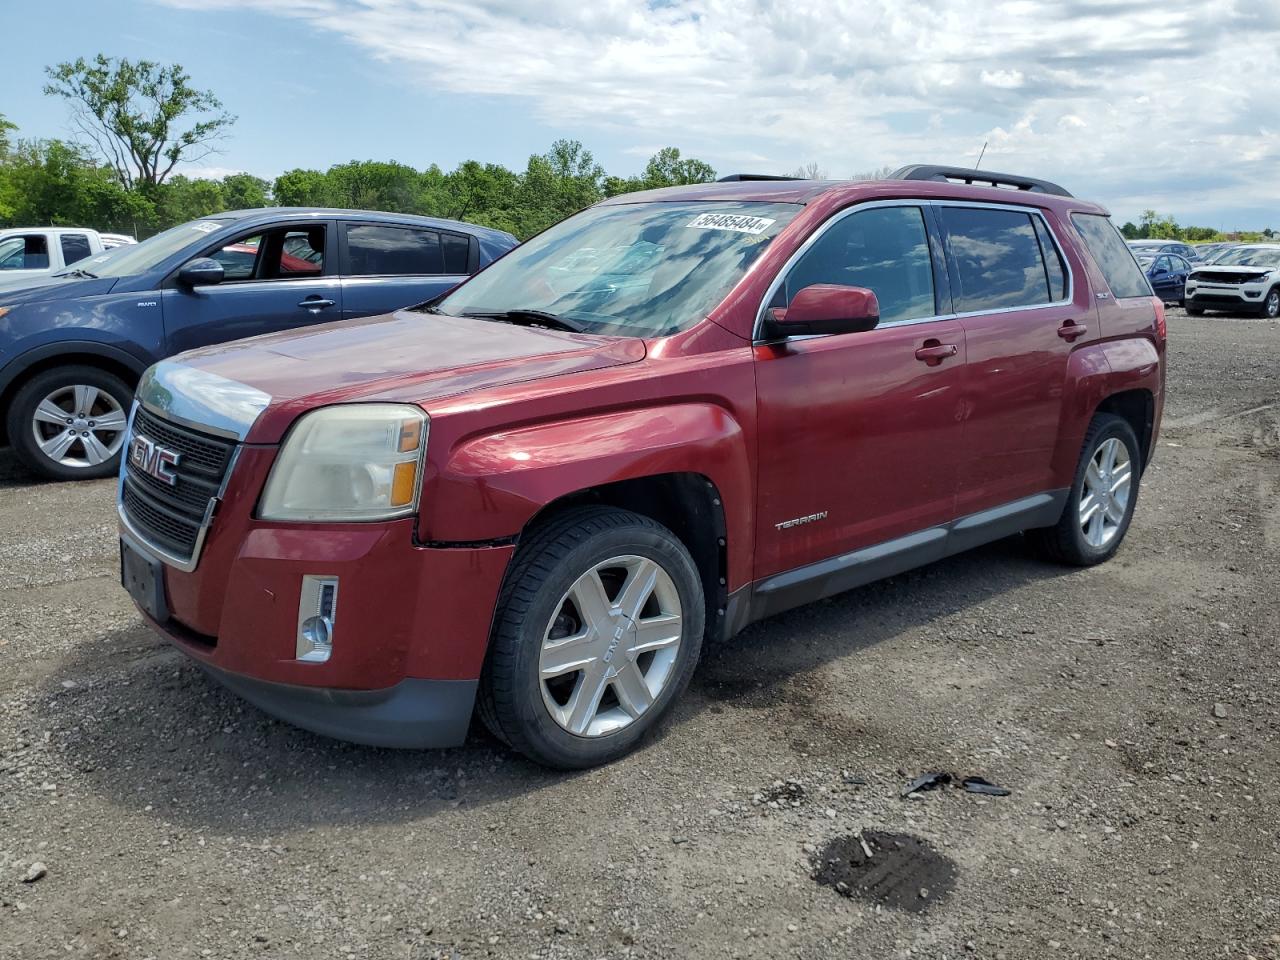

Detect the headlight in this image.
[259,404,428,522]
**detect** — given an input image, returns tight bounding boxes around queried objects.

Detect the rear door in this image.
[161,221,342,354]
[338,222,474,319]
[937,204,1095,516]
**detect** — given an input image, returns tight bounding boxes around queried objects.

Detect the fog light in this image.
[297,575,338,662]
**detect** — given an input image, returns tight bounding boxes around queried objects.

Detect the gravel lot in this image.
[2,309,1278,960]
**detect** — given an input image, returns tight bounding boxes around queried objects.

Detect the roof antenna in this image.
[975,140,988,170]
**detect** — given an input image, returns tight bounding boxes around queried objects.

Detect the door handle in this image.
[1057,319,1088,341]
[299,297,335,312]
[915,340,958,365]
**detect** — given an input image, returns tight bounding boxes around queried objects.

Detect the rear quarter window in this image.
[1071,214,1152,299]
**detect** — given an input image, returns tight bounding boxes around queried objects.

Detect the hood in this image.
[0,275,120,303]
[1192,264,1276,276]
[169,308,647,442]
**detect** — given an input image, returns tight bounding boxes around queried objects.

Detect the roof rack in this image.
[716,174,804,182]
[889,164,1073,198]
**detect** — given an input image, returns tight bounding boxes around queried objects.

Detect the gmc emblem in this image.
[129,435,181,486]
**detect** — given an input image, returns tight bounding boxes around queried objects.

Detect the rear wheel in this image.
[1185,305,1204,316]
[7,365,133,481]
[478,507,705,769]
[1029,413,1141,566]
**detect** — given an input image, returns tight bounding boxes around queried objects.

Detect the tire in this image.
[478,506,705,769]
[6,365,133,481]
[1028,413,1141,567]
[1263,287,1280,319]
[1185,305,1204,316]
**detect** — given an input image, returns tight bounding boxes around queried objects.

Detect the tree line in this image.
[0,55,717,241]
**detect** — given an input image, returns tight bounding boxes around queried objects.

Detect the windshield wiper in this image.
[462,309,588,334]
[57,268,98,280]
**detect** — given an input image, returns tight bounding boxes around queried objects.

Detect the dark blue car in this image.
[1135,252,1191,306]
[0,208,517,479]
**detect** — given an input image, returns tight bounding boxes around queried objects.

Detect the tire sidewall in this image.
[500,521,705,769]
[1064,417,1142,564]
[7,366,134,481]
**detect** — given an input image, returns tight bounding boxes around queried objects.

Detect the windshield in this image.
[1208,247,1280,268]
[65,218,236,278]
[434,201,802,336]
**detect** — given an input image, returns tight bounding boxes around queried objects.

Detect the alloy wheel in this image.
[1266,289,1280,318]
[30,384,128,469]
[1079,436,1132,548]
[538,554,683,738]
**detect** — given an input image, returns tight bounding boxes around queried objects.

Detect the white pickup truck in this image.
[0,227,133,285]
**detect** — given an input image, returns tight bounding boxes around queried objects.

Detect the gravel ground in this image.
[2,308,1278,960]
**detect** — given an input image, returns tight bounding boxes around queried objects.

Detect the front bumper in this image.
[121,442,516,747]
[194,659,478,748]
[1185,283,1268,311]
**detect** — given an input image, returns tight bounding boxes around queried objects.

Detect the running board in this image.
[745,490,1068,623]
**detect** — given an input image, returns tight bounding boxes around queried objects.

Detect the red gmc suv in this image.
[118,165,1165,769]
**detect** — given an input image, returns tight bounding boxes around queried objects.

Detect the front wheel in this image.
[478,507,705,769]
[6,365,133,481]
[1263,288,1280,319]
[1028,413,1141,566]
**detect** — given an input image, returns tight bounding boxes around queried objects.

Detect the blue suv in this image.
[0,208,517,480]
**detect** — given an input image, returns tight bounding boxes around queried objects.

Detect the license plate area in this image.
[120,539,170,623]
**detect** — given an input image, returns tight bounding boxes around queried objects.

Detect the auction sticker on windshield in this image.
[687,213,777,235]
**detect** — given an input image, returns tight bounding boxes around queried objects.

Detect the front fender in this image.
[422,402,753,584]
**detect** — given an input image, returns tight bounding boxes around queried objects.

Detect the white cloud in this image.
[156,0,1280,224]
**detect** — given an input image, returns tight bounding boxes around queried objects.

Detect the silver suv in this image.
[1185,244,1280,318]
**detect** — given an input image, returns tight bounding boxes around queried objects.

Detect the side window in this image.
[60,233,92,266]
[278,230,325,276]
[1154,255,1172,274]
[0,235,49,270]
[441,233,471,274]
[211,234,262,280]
[346,225,445,276]
[208,226,327,282]
[776,205,935,325]
[940,207,1051,311]
[1031,216,1068,301]
[1071,214,1152,299]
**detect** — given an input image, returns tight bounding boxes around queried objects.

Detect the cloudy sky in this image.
[7,0,1279,228]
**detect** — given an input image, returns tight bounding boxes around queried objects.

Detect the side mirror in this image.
[177,257,225,287]
[765,284,880,338]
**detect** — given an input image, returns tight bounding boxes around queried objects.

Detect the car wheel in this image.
[1185,305,1204,316]
[1263,288,1280,319]
[478,506,705,769]
[6,365,133,481]
[1028,413,1141,567]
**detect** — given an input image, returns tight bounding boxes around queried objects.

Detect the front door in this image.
[753,203,968,582]
[161,222,342,354]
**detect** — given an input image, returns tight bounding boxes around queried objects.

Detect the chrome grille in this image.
[120,407,237,567]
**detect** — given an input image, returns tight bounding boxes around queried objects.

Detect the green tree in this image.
[220,172,270,210]
[0,113,15,157]
[273,168,332,207]
[1119,221,1139,239]
[152,175,225,224]
[44,55,235,189]
[605,146,716,197]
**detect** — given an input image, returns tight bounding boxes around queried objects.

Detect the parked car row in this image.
[1122,238,1280,317]
[106,165,1166,768]
[0,208,518,479]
